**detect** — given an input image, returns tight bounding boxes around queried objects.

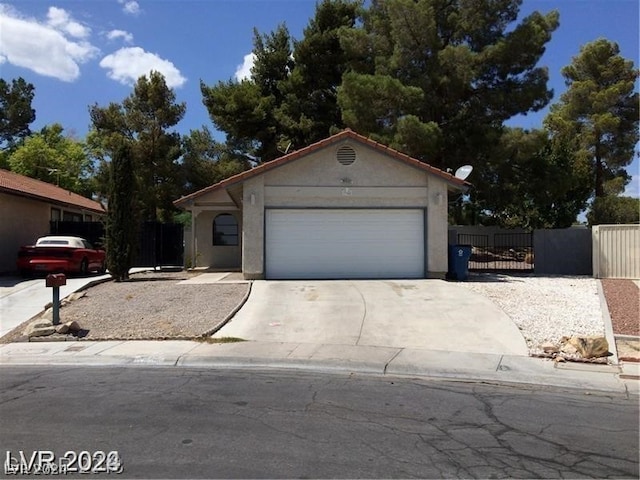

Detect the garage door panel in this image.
[265,209,424,279]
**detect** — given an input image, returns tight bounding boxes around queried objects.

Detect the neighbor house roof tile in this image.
[175,129,470,207]
[0,169,105,214]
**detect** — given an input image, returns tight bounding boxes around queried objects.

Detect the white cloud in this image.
[234,52,255,81]
[100,47,186,88]
[46,6,90,39]
[624,174,639,198]
[106,29,134,43]
[0,4,99,82]
[118,0,141,16]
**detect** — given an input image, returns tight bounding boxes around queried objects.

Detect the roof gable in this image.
[0,169,105,214]
[175,129,469,207]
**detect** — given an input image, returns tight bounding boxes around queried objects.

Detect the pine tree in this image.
[545,38,639,199]
[89,71,185,222]
[338,0,559,170]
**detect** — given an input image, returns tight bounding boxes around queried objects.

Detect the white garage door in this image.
[265,209,425,279]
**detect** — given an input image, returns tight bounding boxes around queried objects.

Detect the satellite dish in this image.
[454,165,473,180]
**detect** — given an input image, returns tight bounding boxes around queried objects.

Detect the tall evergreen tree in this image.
[201,1,360,162]
[89,71,185,222]
[201,25,294,163]
[337,0,559,171]
[105,142,138,282]
[545,38,639,199]
[276,0,360,147]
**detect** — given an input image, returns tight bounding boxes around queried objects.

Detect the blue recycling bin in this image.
[448,244,472,281]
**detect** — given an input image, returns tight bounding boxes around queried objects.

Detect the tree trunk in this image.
[594,140,604,198]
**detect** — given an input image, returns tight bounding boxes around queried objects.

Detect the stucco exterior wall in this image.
[0,193,50,273]
[263,142,428,189]
[240,140,450,278]
[425,176,449,276]
[192,209,242,269]
[242,176,265,279]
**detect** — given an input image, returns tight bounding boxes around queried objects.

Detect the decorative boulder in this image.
[24,319,55,338]
[567,336,610,359]
[55,321,82,335]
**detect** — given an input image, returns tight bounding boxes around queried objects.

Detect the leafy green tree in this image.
[475,128,591,228]
[587,196,640,225]
[181,127,250,194]
[7,123,93,196]
[105,142,138,282]
[89,71,186,222]
[0,77,36,154]
[337,0,559,170]
[545,38,639,198]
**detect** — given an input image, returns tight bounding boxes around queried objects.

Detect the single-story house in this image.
[0,169,106,273]
[174,129,469,280]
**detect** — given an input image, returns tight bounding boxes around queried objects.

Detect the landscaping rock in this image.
[61,291,86,306]
[560,341,579,355]
[541,342,559,354]
[28,319,53,330]
[25,325,55,338]
[55,321,81,335]
[567,336,610,359]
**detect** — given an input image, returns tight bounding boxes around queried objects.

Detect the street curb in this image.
[71,275,113,293]
[2,353,636,397]
[202,281,253,337]
[597,279,619,364]
[615,334,640,340]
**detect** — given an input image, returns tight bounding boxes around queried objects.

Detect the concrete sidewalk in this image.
[1,339,637,396]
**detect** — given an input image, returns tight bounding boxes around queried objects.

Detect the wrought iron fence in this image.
[457,232,534,271]
[50,221,184,268]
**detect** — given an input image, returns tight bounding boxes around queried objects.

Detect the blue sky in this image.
[1,0,638,196]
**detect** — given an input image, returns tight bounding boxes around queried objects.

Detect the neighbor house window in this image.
[51,208,61,221]
[63,211,82,222]
[213,214,238,246]
[84,214,93,222]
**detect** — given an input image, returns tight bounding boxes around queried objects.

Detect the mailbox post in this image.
[46,274,66,325]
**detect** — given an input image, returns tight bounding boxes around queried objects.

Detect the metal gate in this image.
[136,222,184,268]
[51,221,184,268]
[457,232,534,271]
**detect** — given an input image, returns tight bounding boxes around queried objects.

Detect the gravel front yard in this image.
[1,270,250,343]
[460,274,606,353]
[3,271,637,359]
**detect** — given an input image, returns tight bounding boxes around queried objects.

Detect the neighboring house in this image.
[174,129,469,280]
[0,169,106,273]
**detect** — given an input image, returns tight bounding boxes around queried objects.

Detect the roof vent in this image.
[337,145,356,166]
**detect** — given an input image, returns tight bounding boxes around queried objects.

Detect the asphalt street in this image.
[0,366,638,479]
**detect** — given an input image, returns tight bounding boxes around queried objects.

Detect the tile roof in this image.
[0,169,105,214]
[174,128,470,207]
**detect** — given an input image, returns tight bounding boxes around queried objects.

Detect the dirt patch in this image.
[601,278,640,362]
[602,279,639,336]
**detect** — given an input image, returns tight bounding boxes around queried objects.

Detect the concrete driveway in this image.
[213,280,529,356]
